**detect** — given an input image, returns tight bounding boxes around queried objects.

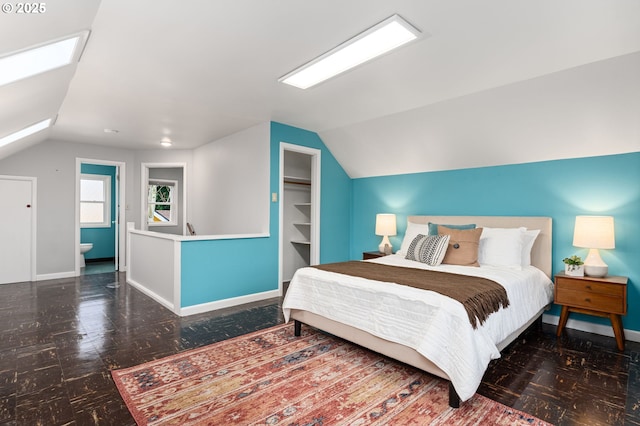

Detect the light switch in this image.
[272,192,278,202]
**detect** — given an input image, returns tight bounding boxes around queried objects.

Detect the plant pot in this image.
[565,264,584,277]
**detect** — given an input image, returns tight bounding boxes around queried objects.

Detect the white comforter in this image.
[282,254,554,401]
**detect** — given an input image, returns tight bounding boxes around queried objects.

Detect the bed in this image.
[282,216,554,408]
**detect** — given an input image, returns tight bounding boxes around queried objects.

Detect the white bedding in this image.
[282,254,554,401]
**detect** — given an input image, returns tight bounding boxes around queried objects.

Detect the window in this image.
[80,174,111,228]
[147,179,177,226]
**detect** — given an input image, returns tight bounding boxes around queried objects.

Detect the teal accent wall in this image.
[180,236,275,306]
[179,122,351,307]
[80,163,116,260]
[271,121,352,264]
[351,152,640,331]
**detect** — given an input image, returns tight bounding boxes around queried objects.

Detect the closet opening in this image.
[279,143,321,296]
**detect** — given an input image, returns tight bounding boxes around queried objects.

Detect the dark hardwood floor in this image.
[0,272,638,425]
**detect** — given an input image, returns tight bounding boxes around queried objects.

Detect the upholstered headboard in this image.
[407,216,553,278]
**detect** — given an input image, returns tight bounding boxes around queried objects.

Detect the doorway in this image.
[75,158,126,276]
[0,176,36,284]
[140,163,187,235]
[279,143,321,295]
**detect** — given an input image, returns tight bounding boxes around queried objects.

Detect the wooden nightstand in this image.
[554,272,628,350]
[363,251,388,260]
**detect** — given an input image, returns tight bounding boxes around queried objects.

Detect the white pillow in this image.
[397,221,430,256]
[478,227,526,269]
[521,229,540,267]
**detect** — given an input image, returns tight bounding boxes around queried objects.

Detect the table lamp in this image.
[572,215,615,277]
[375,213,397,254]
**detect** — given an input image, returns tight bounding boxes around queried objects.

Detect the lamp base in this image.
[584,248,608,278]
[378,235,392,254]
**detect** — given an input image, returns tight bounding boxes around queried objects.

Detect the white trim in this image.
[278,143,321,296]
[75,158,126,276]
[173,239,181,311]
[179,290,280,317]
[543,313,640,343]
[79,173,111,228]
[127,276,177,313]
[147,178,179,226]
[128,228,269,242]
[36,271,76,281]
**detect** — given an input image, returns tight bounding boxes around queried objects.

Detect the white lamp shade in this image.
[375,213,397,236]
[573,216,615,249]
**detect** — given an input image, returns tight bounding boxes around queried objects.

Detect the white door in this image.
[0,178,34,284]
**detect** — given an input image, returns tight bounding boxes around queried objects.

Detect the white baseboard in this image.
[179,290,280,317]
[543,313,640,343]
[126,278,177,314]
[36,271,76,281]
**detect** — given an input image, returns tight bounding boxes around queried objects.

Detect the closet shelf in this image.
[291,240,311,245]
[294,203,311,207]
[294,222,311,226]
[284,176,311,185]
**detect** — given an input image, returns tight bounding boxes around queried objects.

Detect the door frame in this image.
[0,175,37,283]
[278,143,321,295]
[140,162,187,235]
[75,158,126,275]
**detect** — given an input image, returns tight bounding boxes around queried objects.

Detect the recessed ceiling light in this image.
[0,31,90,87]
[0,118,52,148]
[161,137,172,147]
[279,14,421,89]
[104,128,119,134]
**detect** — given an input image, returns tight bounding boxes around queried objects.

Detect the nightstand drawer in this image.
[556,277,624,297]
[555,288,625,314]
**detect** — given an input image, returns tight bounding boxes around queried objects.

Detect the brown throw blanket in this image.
[313,261,510,329]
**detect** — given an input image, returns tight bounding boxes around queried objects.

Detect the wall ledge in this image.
[128,228,269,242]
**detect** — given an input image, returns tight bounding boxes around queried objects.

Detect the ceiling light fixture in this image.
[0,118,52,148]
[0,31,90,87]
[160,137,172,147]
[279,14,421,89]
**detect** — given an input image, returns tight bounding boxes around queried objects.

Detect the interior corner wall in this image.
[270,121,352,264]
[351,152,640,331]
[191,122,270,235]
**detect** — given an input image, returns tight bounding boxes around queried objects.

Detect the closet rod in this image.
[283,179,311,186]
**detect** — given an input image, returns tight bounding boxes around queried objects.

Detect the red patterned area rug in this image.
[112,323,552,425]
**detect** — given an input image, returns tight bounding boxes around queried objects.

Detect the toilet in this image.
[80,243,93,268]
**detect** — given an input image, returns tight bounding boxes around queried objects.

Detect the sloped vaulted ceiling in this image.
[0,0,639,176]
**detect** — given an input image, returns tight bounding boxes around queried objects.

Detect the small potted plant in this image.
[563,255,584,277]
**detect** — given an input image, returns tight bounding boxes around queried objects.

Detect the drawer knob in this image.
[585,285,592,290]
[585,298,591,303]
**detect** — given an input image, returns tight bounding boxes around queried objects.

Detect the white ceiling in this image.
[1,0,639,176]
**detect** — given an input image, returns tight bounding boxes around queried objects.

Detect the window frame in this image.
[147,178,178,227]
[80,173,111,228]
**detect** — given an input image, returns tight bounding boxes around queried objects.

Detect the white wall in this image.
[0,140,135,276]
[321,51,640,178]
[191,122,270,235]
[0,123,271,278]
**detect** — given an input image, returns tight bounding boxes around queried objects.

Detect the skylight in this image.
[0,118,52,148]
[0,32,88,87]
[279,14,421,89]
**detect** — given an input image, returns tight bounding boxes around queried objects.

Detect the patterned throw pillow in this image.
[405,234,451,266]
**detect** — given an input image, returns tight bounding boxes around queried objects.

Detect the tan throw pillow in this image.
[437,225,484,267]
